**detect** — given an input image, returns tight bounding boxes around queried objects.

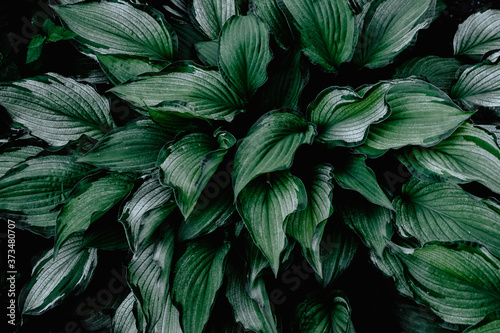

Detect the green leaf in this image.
[337,193,393,257]
[195,40,219,67]
[95,54,164,85]
[55,172,134,252]
[119,176,176,252]
[281,0,357,72]
[358,80,471,157]
[451,62,500,108]
[0,145,44,178]
[219,15,272,99]
[172,239,230,333]
[225,262,277,333]
[53,2,175,60]
[244,230,272,288]
[20,234,97,315]
[464,311,500,333]
[26,35,46,64]
[110,62,245,122]
[129,227,175,332]
[253,0,293,48]
[333,153,393,210]
[82,219,129,251]
[0,155,93,236]
[236,171,307,275]
[393,242,500,325]
[113,293,140,333]
[453,9,500,59]
[395,300,460,333]
[393,178,500,258]
[285,164,334,277]
[354,0,435,68]
[43,19,76,42]
[0,73,115,146]
[294,291,355,332]
[308,82,392,147]
[159,131,235,218]
[232,110,316,198]
[192,0,238,39]
[78,118,173,173]
[398,122,500,194]
[394,56,463,92]
[370,248,411,297]
[147,101,204,134]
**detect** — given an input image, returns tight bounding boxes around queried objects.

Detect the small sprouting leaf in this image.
[232,110,316,198]
[26,35,46,64]
[191,0,238,39]
[253,0,293,48]
[393,178,500,258]
[0,73,115,146]
[78,118,173,173]
[394,56,463,92]
[110,62,245,122]
[358,80,471,157]
[0,145,43,178]
[393,242,500,325]
[451,62,500,108]
[55,172,134,252]
[172,239,230,333]
[219,15,272,100]
[354,0,435,68]
[128,227,175,332]
[119,176,176,251]
[294,291,356,332]
[53,2,175,60]
[454,9,500,60]
[464,311,500,333]
[20,234,97,315]
[159,131,235,218]
[236,171,307,275]
[333,153,393,210]
[398,122,500,194]
[113,293,140,333]
[285,164,334,277]
[281,0,357,72]
[95,54,164,85]
[43,19,76,42]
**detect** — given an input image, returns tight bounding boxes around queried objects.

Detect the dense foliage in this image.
[1,0,500,332]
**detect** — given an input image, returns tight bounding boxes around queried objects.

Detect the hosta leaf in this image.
[244,230,272,288]
[78,118,173,173]
[258,48,309,111]
[317,221,358,287]
[395,299,460,333]
[225,262,277,333]
[358,80,471,157]
[308,83,392,147]
[333,154,393,210]
[393,242,500,325]
[110,62,245,122]
[195,40,219,67]
[219,15,272,99]
[281,0,356,72]
[172,239,231,333]
[451,62,500,108]
[159,131,235,218]
[0,145,43,178]
[285,164,334,277]
[398,122,500,194]
[53,2,175,60]
[20,234,97,315]
[113,293,139,333]
[454,9,500,60]
[464,311,500,333]
[253,0,293,49]
[294,291,355,332]
[172,21,206,61]
[95,54,164,85]
[82,219,129,251]
[0,155,93,236]
[147,101,204,134]
[393,178,500,258]
[154,292,183,333]
[119,176,176,252]
[232,110,316,198]
[337,193,393,257]
[0,73,114,146]
[394,56,463,92]
[129,227,175,332]
[55,172,134,252]
[192,0,238,39]
[354,0,435,68]
[236,171,307,275]
[370,248,411,297]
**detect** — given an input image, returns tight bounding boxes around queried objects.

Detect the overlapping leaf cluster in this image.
[1,0,500,332]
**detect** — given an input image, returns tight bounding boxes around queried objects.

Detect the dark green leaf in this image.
[147,101,204,134]
[195,40,219,67]
[0,145,43,178]
[96,54,164,85]
[464,310,500,333]
[253,0,293,48]
[451,62,500,108]
[26,35,46,64]
[192,0,238,39]
[395,299,460,333]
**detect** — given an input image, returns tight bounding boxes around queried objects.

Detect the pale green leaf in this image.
[0,145,44,179]
[464,311,500,333]
[96,54,164,85]
[454,9,500,59]
[192,0,238,39]
[451,62,500,108]
[195,40,219,67]
[113,293,140,333]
